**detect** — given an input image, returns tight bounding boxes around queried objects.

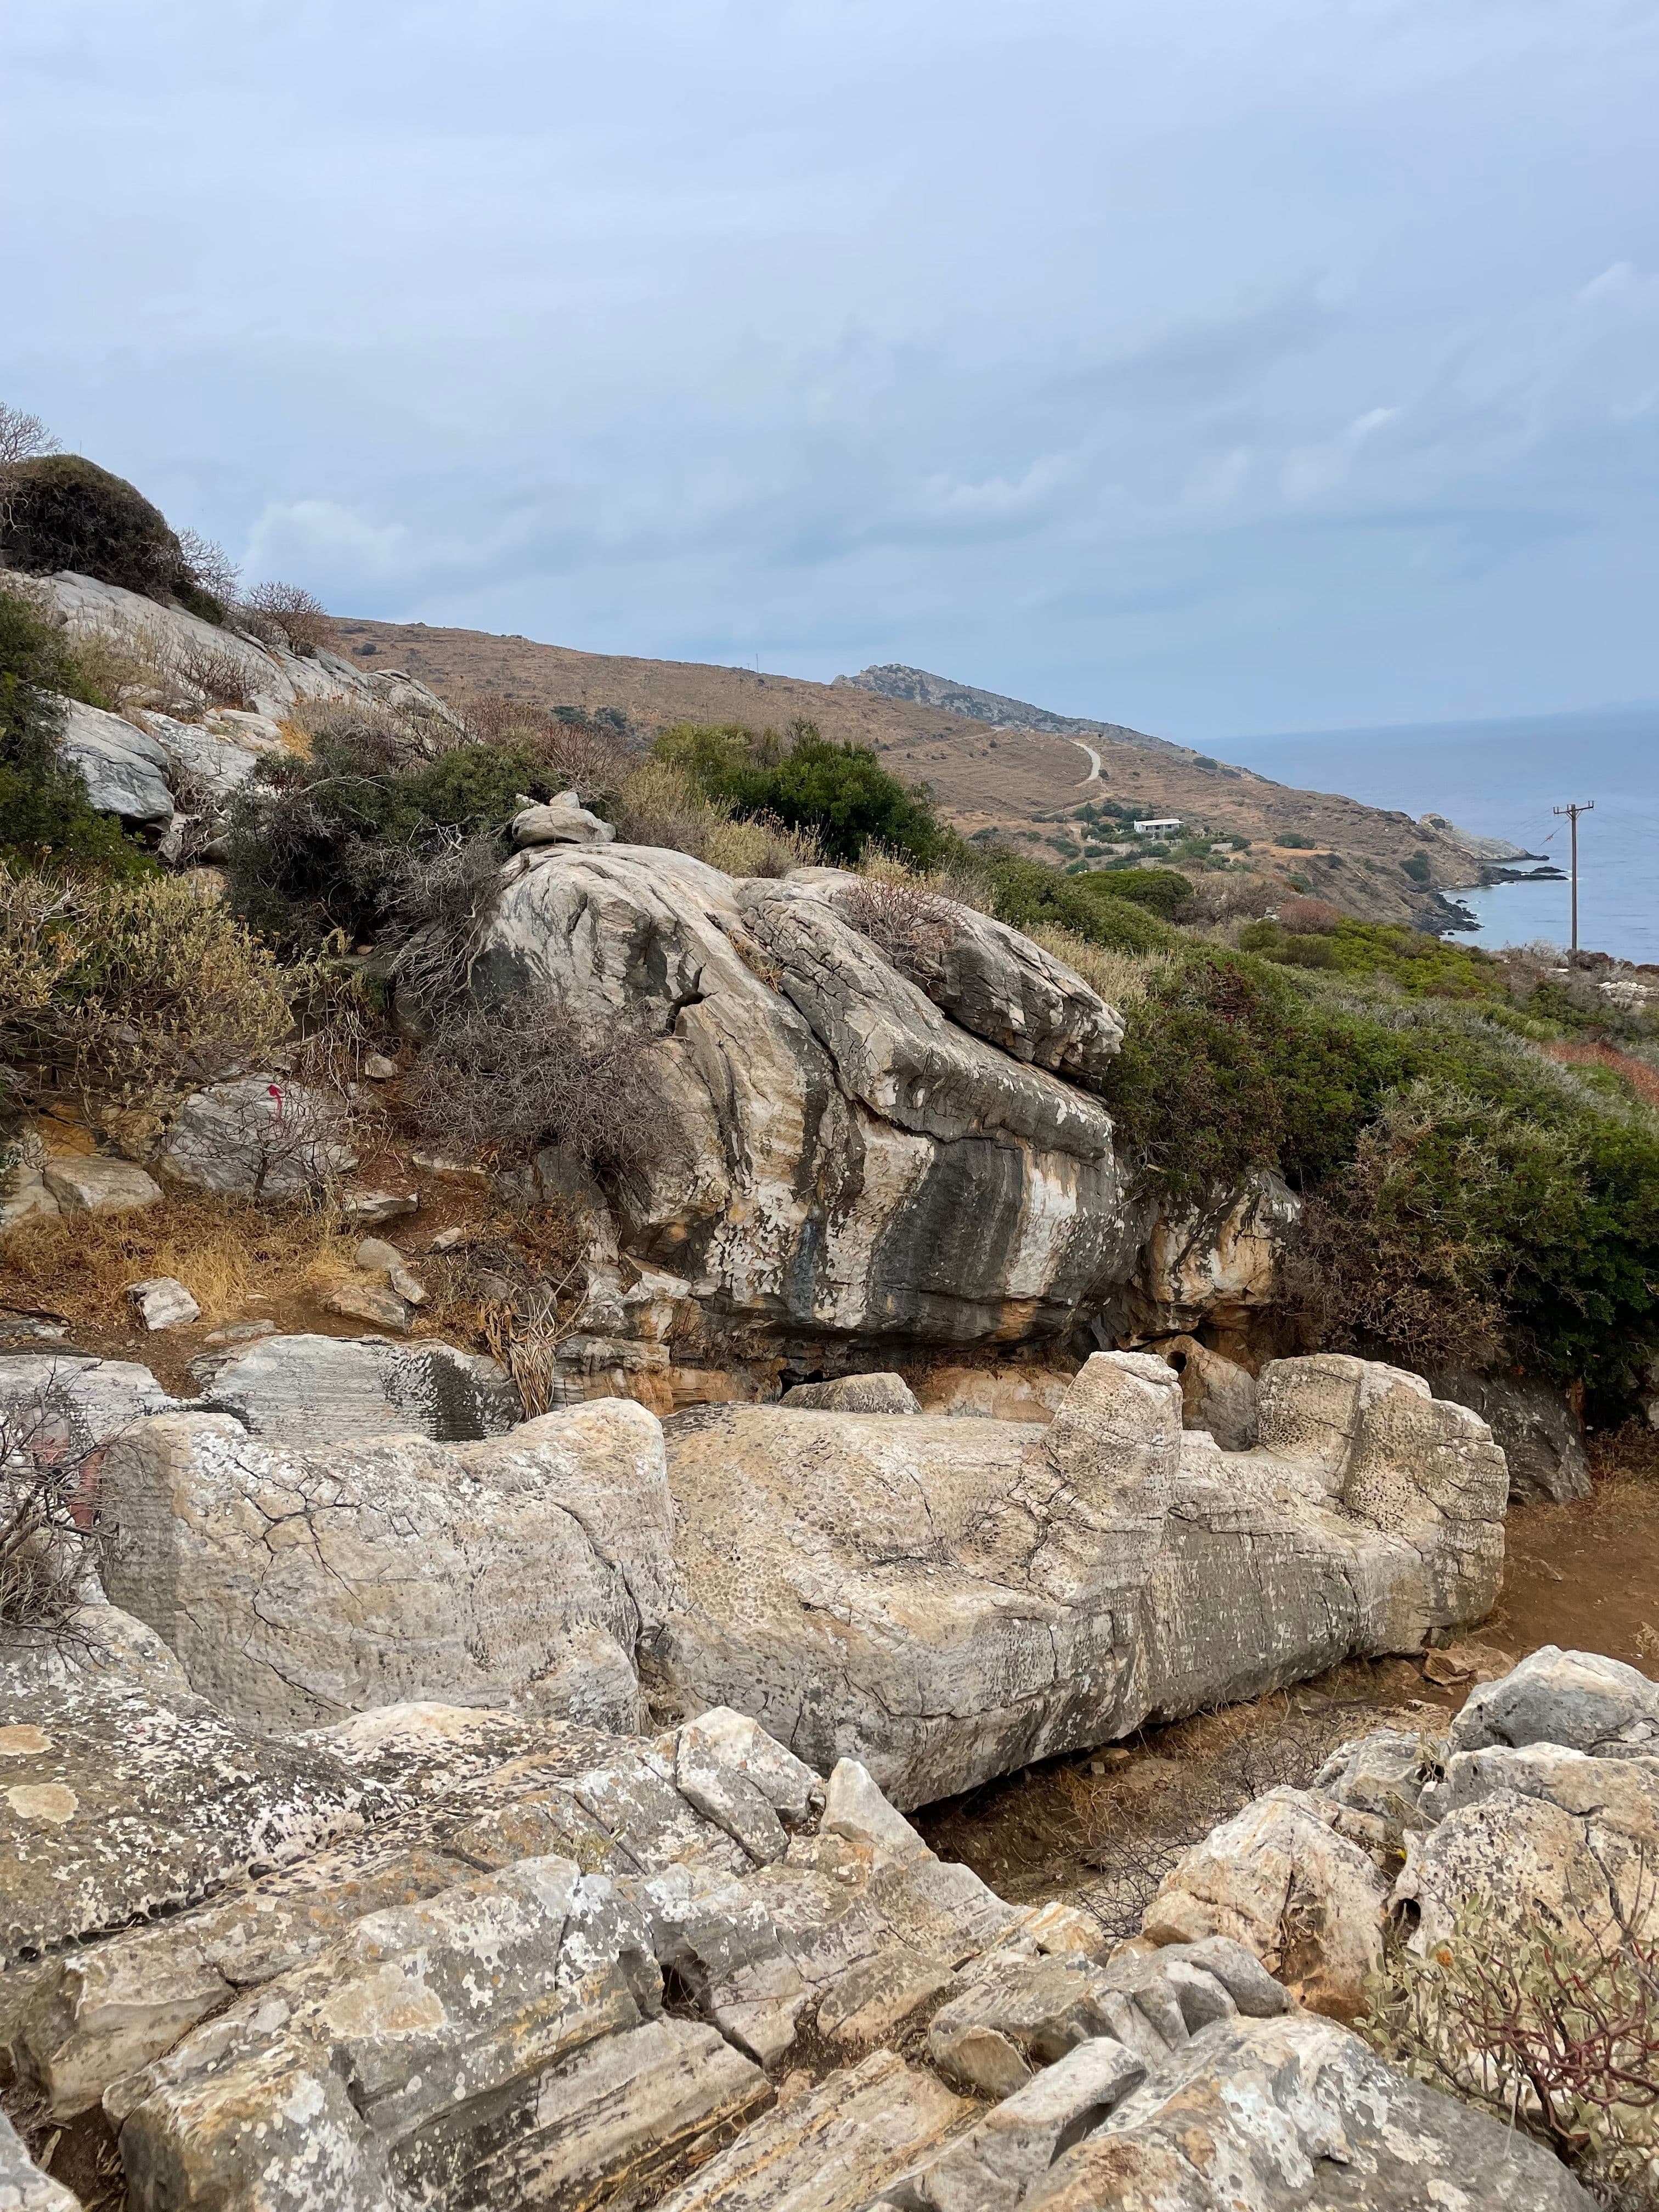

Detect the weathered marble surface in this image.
[657,1350,1508,1807]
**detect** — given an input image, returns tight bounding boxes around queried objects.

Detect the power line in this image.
[1552,800,1594,955]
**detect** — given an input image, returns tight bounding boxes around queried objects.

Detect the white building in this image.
[1133,817,1182,836]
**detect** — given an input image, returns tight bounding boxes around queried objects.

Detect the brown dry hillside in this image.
[332,614,1482,927]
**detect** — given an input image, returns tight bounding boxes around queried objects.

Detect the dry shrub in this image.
[1282,1088,1506,1373]
[1367,1887,1659,2202]
[1,1382,106,1651]
[281,694,430,768]
[1,869,294,1131]
[385,833,505,1015]
[1544,1042,1659,1115]
[417,1206,590,1416]
[175,527,239,605]
[454,694,633,797]
[834,874,959,983]
[240,580,332,656]
[408,991,661,1180]
[1278,894,1345,933]
[1180,872,1277,927]
[612,758,819,876]
[167,633,256,710]
[1028,924,1177,1010]
[0,1188,358,1332]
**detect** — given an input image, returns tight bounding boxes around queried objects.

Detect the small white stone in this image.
[43,1159,163,1215]
[353,1237,404,1272]
[340,1188,419,1222]
[126,1277,201,1331]
[387,1263,428,1307]
[323,1283,411,1334]
[363,1054,399,1081]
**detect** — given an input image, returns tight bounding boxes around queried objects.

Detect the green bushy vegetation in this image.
[1075,865,1193,919]
[1102,939,1659,1406]
[656,718,949,868]
[0,454,191,601]
[0,582,154,880]
[1239,915,1510,998]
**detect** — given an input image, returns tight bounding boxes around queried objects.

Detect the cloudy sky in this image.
[5,1,1657,739]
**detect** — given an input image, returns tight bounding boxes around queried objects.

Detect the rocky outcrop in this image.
[475,844,1143,1352]
[157,1074,357,1194]
[41,571,456,729]
[1430,1364,1590,1503]
[511,789,616,847]
[100,1399,674,1731]
[190,1332,518,1444]
[5,1618,1607,2212]
[658,1350,1508,1807]
[1149,1332,1259,1448]
[57,698,174,824]
[1125,1170,1301,1347]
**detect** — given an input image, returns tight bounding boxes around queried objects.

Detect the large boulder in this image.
[0,1605,374,1971]
[472,846,1144,1347]
[100,1399,675,1731]
[1430,1364,1590,1503]
[1126,1170,1301,1345]
[1448,1644,1659,1759]
[157,1074,357,1194]
[189,1332,518,1444]
[55,697,173,824]
[657,1350,1508,1807]
[1022,2012,1593,2212]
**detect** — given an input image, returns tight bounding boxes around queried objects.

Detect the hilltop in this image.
[333,614,1482,927]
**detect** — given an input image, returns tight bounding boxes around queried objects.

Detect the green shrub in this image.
[1276,831,1316,850]
[657,720,949,868]
[227,733,567,945]
[1401,850,1432,883]
[0,454,188,600]
[977,856,1174,953]
[1104,945,1659,1405]
[1076,866,1193,919]
[0,584,152,879]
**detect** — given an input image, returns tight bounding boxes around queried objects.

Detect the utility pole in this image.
[1553,800,1594,955]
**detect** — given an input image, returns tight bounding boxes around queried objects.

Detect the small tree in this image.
[240,581,331,656]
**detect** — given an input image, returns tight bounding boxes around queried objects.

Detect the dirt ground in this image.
[917,1432,1659,1933]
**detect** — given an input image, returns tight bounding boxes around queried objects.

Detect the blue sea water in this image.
[1220,705,1659,966]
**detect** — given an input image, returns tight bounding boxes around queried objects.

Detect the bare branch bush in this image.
[407,991,661,1181]
[385,833,505,1017]
[238,581,332,656]
[835,874,960,985]
[0,400,58,532]
[1,1383,110,1654]
[1367,1883,1659,2203]
[175,527,240,606]
[453,693,635,797]
[168,633,257,710]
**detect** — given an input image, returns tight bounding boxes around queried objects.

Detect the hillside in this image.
[334,613,1482,926]
[832,660,1182,752]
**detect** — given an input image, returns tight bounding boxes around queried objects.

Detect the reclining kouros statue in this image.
[87,1344,1508,1809]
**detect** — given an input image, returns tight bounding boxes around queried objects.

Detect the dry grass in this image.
[1543,1041,1659,1113]
[1027,924,1177,1008]
[0,1190,359,1331]
[612,759,820,876]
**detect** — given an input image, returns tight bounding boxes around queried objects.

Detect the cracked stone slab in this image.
[189,1330,519,1444]
[100,1401,675,1731]
[0,1606,377,1970]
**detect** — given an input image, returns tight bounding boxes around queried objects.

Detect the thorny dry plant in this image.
[834,873,960,985]
[1,1379,112,1652]
[1367,1870,1659,2202]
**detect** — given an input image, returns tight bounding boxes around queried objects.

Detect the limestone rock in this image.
[658,1351,1509,1807]
[135,709,272,806]
[159,1074,357,1194]
[57,697,173,823]
[1310,1728,1437,1840]
[652,2049,972,2212]
[353,1236,404,1271]
[1394,1780,1659,1954]
[1430,1363,1590,1503]
[190,1331,518,1444]
[778,1371,921,1413]
[510,789,617,847]
[1142,1785,1390,2018]
[340,1186,419,1222]
[926,1952,1128,2097]
[0,1606,373,1967]
[474,844,1143,1346]
[913,2036,1148,2212]
[363,1052,399,1080]
[1150,1333,1259,1449]
[125,1276,200,1331]
[0,1352,176,1463]
[0,2112,81,2211]
[100,1400,675,1730]
[40,1157,162,1214]
[910,1365,1077,1422]
[1024,2011,1595,2212]
[1449,1643,1659,1758]
[1421,1741,1659,1845]
[323,1280,410,1331]
[0,1167,60,1231]
[1128,1170,1301,1341]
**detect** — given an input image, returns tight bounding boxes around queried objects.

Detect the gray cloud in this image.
[3,0,1657,736]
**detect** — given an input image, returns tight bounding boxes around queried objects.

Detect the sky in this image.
[4,0,1658,742]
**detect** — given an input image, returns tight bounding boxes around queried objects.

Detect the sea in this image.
[1221,704,1659,966]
